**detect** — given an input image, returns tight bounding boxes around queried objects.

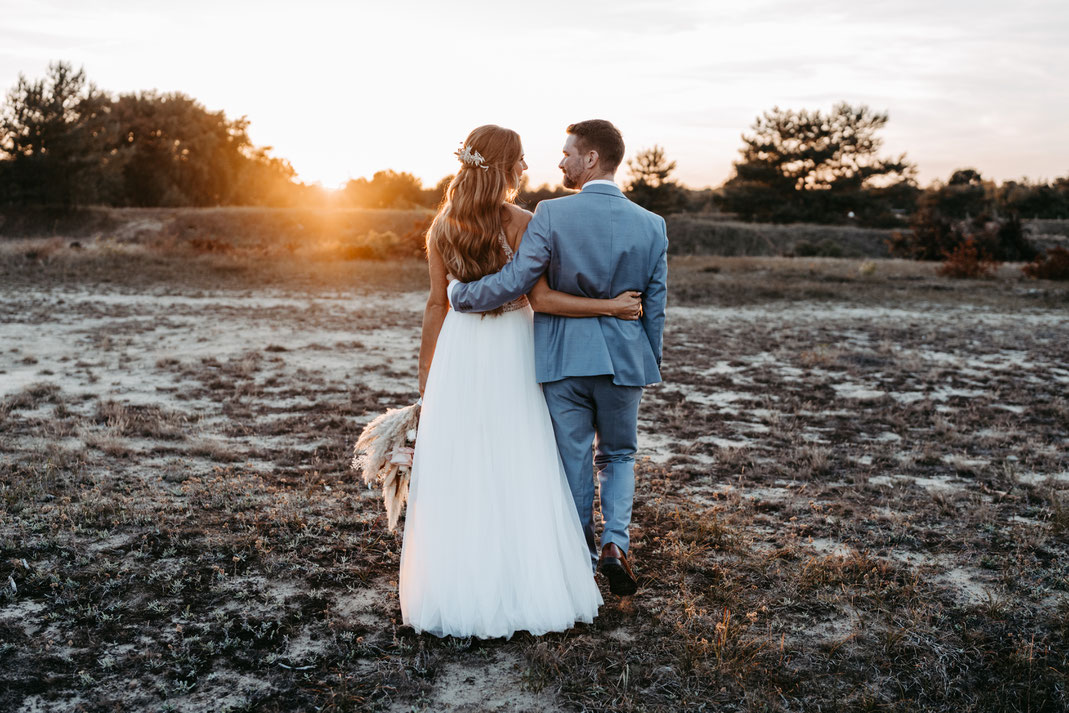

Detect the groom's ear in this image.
[585,149,600,169]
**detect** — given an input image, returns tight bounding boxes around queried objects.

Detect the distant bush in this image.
[997,177,1069,219]
[889,210,1037,262]
[274,218,431,260]
[916,169,1069,222]
[982,215,1036,262]
[1022,247,1069,280]
[343,171,429,209]
[938,238,999,278]
[186,237,237,255]
[332,231,411,260]
[887,208,958,260]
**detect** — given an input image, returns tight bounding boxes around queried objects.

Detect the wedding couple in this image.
[399,120,668,639]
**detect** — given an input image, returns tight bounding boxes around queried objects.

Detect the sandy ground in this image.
[1,254,1068,712]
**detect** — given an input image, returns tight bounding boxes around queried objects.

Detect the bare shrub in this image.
[92,400,190,439]
[717,446,752,471]
[888,208,960,260]
[1022,247,1069,280]
[188,438,244,462]
[84,433,134,458]
[672,506,740,551]
[800,445,831,476]
[891,210,1036,263]
[1048,490,1069,533]
[332,231,400,260]
[2,382,62,411]
[800,551,893,588]
[938,238,1000,278]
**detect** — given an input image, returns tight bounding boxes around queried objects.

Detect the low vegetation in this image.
[1,243,1067,711]
[937,238,1000,279]
[1023,247,1069,281]
[665,214,893,257]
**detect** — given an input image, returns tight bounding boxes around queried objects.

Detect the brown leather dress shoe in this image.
[598,543,638,596]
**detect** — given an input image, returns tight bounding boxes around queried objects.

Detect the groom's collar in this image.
[580,179,624,197]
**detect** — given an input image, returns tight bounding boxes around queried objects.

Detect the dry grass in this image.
[1,240,1067,711]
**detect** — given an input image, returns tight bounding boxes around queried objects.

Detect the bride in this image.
[399,124,643,638]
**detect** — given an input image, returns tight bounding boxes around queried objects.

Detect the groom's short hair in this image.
[566,120,625,173]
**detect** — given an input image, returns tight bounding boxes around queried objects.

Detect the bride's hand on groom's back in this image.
[606,291,643,320]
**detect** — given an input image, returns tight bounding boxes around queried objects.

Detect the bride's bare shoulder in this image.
[503,202,533,223]
[501,203,533,249]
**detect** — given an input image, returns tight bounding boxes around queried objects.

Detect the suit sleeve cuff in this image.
[446,279,460,309]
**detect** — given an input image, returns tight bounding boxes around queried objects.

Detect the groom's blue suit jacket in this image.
[450,182,668,387]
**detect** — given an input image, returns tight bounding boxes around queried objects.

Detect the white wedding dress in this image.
[399,234,602,639]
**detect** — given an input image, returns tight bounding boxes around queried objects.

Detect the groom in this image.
[448,119,667,596]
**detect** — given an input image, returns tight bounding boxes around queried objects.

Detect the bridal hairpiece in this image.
[455,144,490,171]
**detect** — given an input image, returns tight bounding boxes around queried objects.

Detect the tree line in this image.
[0,63,305,207]
[711,103,1069,226]
[2,62,1067,227]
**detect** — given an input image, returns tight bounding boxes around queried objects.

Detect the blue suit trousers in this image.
[542,375,643,572]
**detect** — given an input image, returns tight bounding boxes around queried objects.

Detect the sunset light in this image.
[3,0,1066,190]
[5,2,1069,710]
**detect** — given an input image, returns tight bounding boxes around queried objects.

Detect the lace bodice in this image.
[498,231,529,313]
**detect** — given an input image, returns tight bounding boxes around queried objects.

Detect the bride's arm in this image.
[506,205,641,320]
[527,275,643,319]
[418,237,450,396]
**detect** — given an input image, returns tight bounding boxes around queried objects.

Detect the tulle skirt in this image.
[399,305,602,639]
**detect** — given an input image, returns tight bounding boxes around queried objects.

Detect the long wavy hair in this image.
[428,125,523,290]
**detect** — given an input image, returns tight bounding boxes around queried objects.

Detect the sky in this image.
[1,0,1067,190]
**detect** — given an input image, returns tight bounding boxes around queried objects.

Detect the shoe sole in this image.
[599,558,638,596]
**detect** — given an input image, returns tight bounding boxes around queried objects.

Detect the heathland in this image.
[1,209,1067,712]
